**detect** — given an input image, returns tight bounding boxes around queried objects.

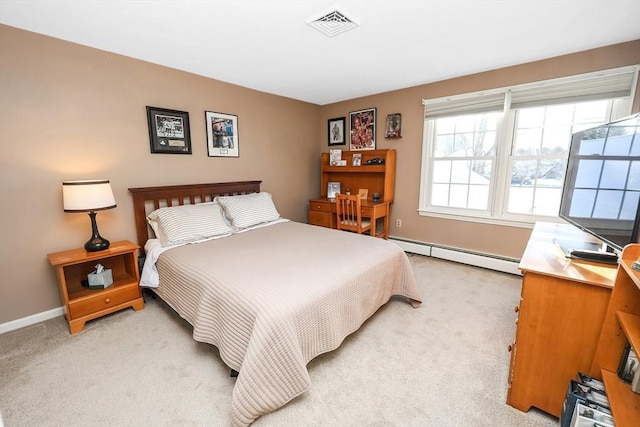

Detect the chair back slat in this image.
[335,194,371,234]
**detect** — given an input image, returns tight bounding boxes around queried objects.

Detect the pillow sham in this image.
[147,202,233,247]
[215,192,281,229]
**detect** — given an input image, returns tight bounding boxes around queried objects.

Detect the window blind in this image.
[422,65,638,119]
[510,67,637,109]
[423,92,505,119]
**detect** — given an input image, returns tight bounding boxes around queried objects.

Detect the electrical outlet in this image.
[396,219,402,228]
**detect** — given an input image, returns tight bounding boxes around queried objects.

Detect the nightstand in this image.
[47,240,144,334]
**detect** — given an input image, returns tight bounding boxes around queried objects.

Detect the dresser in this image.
[309,148,396,238]
[507,222,617,417]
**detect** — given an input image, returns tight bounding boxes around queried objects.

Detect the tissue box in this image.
[88,269,113,289]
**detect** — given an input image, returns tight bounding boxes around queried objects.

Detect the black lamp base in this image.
[85,211,110,252]
[85,236,110,252]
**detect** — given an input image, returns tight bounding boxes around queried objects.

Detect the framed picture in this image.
[205,111,239,157]
[146,106,191,154]
[349,108,376,151]
[385,113,402,139]
[327,182,341,199]
[328,117,346,146]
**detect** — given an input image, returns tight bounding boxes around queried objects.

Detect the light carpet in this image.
[0,254,557,426]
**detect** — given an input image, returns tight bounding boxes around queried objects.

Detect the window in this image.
[419,66,638,226]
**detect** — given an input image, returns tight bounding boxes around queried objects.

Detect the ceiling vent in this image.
[307,9,359,37]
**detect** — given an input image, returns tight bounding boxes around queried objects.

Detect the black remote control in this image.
[568,249,618,264]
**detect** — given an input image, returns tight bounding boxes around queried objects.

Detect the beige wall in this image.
[1,23,638,325]
[320,40,640,259]
[0,25,320,323]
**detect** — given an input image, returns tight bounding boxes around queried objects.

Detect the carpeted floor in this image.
[0,254,557,426]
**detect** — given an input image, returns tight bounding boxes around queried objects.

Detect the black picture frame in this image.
[349,107,376,151]
[385,113,402,139]
[205,111,239,157]
[328,117,346,146]
[146,106,192,154]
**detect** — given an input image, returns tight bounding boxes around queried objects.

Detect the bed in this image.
[128,181,422,426]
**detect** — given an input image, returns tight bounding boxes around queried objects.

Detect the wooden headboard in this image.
[128,181,262,254]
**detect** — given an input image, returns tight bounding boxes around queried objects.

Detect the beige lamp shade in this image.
[62,180,116,252]
[63,180,116,212]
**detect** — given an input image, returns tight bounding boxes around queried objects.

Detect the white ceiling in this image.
[1,0,639,105]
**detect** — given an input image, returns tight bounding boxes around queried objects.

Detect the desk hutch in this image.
[308,148,395,238]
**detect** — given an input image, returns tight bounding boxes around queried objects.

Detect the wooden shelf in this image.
[617,311,640,354]
[320,149,396,203]
[322,165,386,173]
[600,369,640,426]
[620,258,640,290]
[590,244,640,426]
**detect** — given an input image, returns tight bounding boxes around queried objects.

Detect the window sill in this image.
[417,209,564,229]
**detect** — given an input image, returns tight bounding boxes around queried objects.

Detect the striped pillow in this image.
[147,202,232,247]
[215,192,281,229]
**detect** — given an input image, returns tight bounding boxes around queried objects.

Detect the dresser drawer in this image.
[309,202,333,213]
[68,283,140,319]
[309,211,333,227]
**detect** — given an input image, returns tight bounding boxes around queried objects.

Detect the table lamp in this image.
[63,180,116,252]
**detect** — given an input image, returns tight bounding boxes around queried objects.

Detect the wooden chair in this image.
[335,193,371,235]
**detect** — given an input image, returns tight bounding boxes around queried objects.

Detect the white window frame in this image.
[419,66,639,228]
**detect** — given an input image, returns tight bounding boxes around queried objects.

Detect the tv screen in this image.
[558,112,640,253]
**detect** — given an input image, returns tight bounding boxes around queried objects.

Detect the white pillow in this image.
[215,192,281,229]
[147,202,233,247]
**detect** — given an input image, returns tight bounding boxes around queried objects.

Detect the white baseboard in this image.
[0,307,63,335]
[390,237,522,276]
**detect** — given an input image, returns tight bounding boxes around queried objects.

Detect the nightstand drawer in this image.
[309,202,333,213]
[309,211,332,227]
[68,283,140,319]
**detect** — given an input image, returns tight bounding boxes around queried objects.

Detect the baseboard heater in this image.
[389,237,522,276]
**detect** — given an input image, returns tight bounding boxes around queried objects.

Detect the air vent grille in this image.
[308,10,359,37]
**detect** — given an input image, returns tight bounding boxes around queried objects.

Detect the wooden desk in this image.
[308,197,390,239]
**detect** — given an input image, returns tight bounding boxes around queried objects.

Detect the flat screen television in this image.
[557,112,640,263]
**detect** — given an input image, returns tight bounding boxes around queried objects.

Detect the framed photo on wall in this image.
[349,107,376,151]
[328,117,346,146]
[146,106,192,154]
[205,111,239,157]
[385,113,402,138]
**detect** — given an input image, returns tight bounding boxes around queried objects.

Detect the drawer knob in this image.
[105,298,111,304]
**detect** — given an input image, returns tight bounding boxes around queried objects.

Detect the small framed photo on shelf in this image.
[328,117,346,146]
[358,189,368,199]
[327,182,341,199]
[330,149,343,166]
[352,153,362,166]
[385,113,402,139]
[146,106,192,154]
[349,107,376,151]
[205,111,239,157]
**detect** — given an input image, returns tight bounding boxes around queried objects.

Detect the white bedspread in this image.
[150,221,422,426]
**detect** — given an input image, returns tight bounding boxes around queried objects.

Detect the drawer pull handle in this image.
[105,298,111,304]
